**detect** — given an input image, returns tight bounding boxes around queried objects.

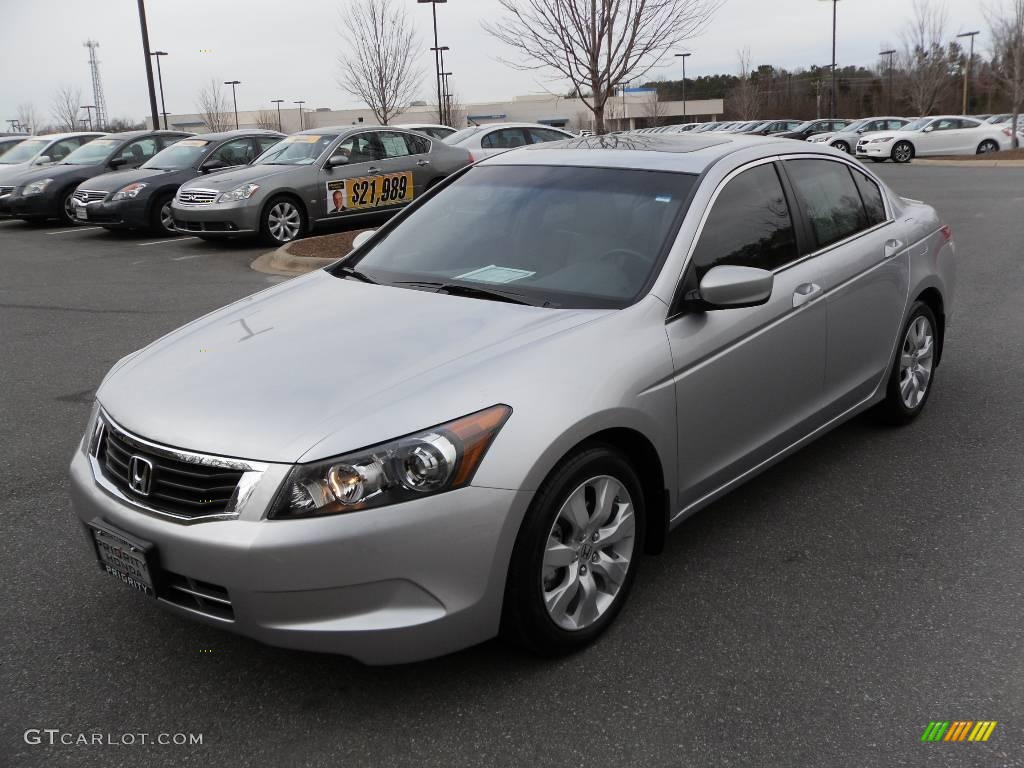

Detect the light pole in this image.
[432,45,451,124]
[224,80,241,129]
[675,52,692,121]
[82,105,96,131]
[150,51,168,129]
[271,99,284,132]
[440,71,453,126]
[294,100,306,131]
[135,0,161,130]
[819,0,840,119]
[957,31,980,115]
[879,49,896,115]
[418,0,448,128]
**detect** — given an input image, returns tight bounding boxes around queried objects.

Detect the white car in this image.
[393,123,456,141]
[855,116,1012,163]
[807,116,910,154]
[443,122,574,161]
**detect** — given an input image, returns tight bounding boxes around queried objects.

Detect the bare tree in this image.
[196,79,231,133]
[337,0,421,126]
[484,0,722,134]
[989,0,1024,147]
[730,47,761,119]
[16,103,40,134]
[899,0,952,115]
[50,84,82,131]
[643,89,665,126]
[254,109,279,130]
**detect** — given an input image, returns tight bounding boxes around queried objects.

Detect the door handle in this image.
[792,282,822,308]
[367,166,382,174]
[884,238,904,259]
[416,159,431,166]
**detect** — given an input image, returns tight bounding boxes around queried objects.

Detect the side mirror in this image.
[108,156,126,169]
[326,154,349,169]
[351,230,375,250]
[201,159,228,173]
[35,155,52,165]
[694,265,774,310]
[923,126,934,133]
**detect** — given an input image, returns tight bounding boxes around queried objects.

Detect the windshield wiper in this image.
[395,280,535,306]
[335,265,379,284]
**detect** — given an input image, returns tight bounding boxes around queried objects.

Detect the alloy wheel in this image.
[63,193,76,222]
[978,140,998,154]
[159,201,174,233]
[267,201,301,242]
[833,141,850,153]
[899,315,934,409]
[541,475,636,631]
[893,143,912,163]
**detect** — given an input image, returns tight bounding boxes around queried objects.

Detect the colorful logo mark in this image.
[921,721,997,742]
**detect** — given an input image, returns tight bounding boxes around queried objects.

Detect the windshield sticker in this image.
[285,135,320,143]
[655,195,672,203]
[326,180,347,214]
[455,265,536,284]
[176,140,210,147]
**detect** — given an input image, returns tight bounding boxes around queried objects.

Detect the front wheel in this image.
[875,301,939,424]
[891,141,914,164]
[832,140,851,153]
[260,196,306,246]
[977,139,1000,154]
[57,187,78,225]
[149,192,176,236]
[502,446,644,656]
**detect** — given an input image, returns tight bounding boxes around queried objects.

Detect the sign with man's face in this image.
[326,180,347,214]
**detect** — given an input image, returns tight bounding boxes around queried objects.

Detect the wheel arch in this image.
[913,286,946,366]
[259,189,309,224]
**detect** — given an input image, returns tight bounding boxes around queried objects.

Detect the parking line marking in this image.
[172,253,205,261]
[138,237,200,246]
[46,227,102,235]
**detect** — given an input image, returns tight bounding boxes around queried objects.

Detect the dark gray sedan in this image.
[171,126,473,245]
[71,130,284,236]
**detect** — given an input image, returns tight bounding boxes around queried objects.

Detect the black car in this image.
[772,118,852,140]
[72,129,284,235]
[5,130,192,224]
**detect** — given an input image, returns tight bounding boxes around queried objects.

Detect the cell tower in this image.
[84,40,108,130]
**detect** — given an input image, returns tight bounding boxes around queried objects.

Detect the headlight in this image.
[808,136,827,142]
[216,183,260,203]
[868,137,892,144]
[81,401,102,456]
[269,404,512,519]
[23,179,53,196]
[112,182,147,201]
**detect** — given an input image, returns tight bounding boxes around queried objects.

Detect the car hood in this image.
[809,131,836,142]
[0,161,48,182]
[82,167,187,193]
[98,270,608,463]
[11,162,99,187]
[180,163,291,191]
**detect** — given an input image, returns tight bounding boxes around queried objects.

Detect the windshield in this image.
[341,165,696,309]
[142,139,211,170]
[902,118,930,132]
[842,119,869,133]
[791,121,817,132]
[444,126,485,144]
[253,134,336,165]
[63,138,120,165]
[0,139,48,164]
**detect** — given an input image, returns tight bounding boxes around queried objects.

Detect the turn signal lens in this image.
[940,224,952,242]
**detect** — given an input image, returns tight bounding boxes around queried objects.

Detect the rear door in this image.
[379,130,431,196]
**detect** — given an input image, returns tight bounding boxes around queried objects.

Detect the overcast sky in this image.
[1,0,991,125]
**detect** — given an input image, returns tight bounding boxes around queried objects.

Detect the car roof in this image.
[478,132,820,174]
[192,129,285,142]
[100,130,194,140]
[395,123,452,130]
[37,131,108,140]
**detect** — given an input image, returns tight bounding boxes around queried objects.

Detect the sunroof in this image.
[525,133,732,154]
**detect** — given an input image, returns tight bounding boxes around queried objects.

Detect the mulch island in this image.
[287,229,372,259]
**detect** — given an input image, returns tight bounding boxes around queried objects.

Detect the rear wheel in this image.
[891,141,914,164]
[149,192,176,236]
[502,445,644,656]
[831,140,850,153]
[977,139,999,154]
[875,301,939,424]
[261,195,305,246]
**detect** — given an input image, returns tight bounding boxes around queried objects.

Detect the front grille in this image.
[0,185,13,196]
[161,570,234,621]
[173,219,237,232]
[97,422,245,519]
[74,189,106,204]
[176,189,218,205]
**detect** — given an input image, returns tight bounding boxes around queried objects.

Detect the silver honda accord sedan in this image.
[69,133,955,664]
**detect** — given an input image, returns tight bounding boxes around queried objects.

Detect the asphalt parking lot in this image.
[2,164,1022,768]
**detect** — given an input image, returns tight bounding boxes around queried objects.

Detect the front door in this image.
[666,161,828,512]
[317,131,386,222]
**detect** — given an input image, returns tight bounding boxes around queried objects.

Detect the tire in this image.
[148,192,176,236]
[875,301,939,425]
[56,186,78,225]
[977,139,999,155]
[260,195,306,246]
[891,141,914,164]
[502,445,645,656]
[831,140,851,153]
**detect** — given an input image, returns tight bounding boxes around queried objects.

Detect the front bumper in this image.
[69,448,528,664]
[7,191,57,219]
[855,142,891,158]
[170,198,259,236]
[73,198,147,229]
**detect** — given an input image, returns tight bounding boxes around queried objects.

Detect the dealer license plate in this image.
[88,520,156,596]
[75,205,88,220]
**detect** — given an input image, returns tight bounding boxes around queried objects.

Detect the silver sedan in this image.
[70,134,955,664]
[171,126,472,245]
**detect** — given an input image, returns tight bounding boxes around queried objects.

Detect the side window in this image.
[401,132,431,155]
[114,138,159,165]
[850,169,887,226]
[529,128,569,143]
[933,119,957,131]
[46,138,81,162]
[378,131,411,158]
[958,119,981,129]
[785,159,869,249]
[690,163,799,280]
[890,120,907,130]
[257,136,282,153]
[208,137,255,166]
[481,128,528,149]
[335,134,385,164]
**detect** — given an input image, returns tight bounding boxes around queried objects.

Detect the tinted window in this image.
[851,170,886,226]
[887,119,908,130]
[378,131,411,158]
[142,138,211,169]
[402,133,431,155]
[46,138,81,162]
[208,137,255,166]
[417,127,453,140]
[932,119,958,131]
[481,128,528,149]
[529,128,569,143]
[785,159,868,249]
[344,165,696,309]
[257,136,282,153]
[691,163,798,279]
[114,138,159,165]
[334,133,385,164]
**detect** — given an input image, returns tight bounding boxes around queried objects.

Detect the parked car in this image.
[748,120,804,135]
[71,133,954,664]
[171,126,472,245]
[394,123,457,141]
[444,122,575,160]
[773,118,853,141]
[4,131,191,224]
[0,136,29,159]
[0,132,107,216]
[691,122,724,132]
[70,130,284,236]
[806,117,910,153]
[855,116,1012,163]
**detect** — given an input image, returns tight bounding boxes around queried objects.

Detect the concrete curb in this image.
[912,158,1024,168]
[250,241,337,276]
